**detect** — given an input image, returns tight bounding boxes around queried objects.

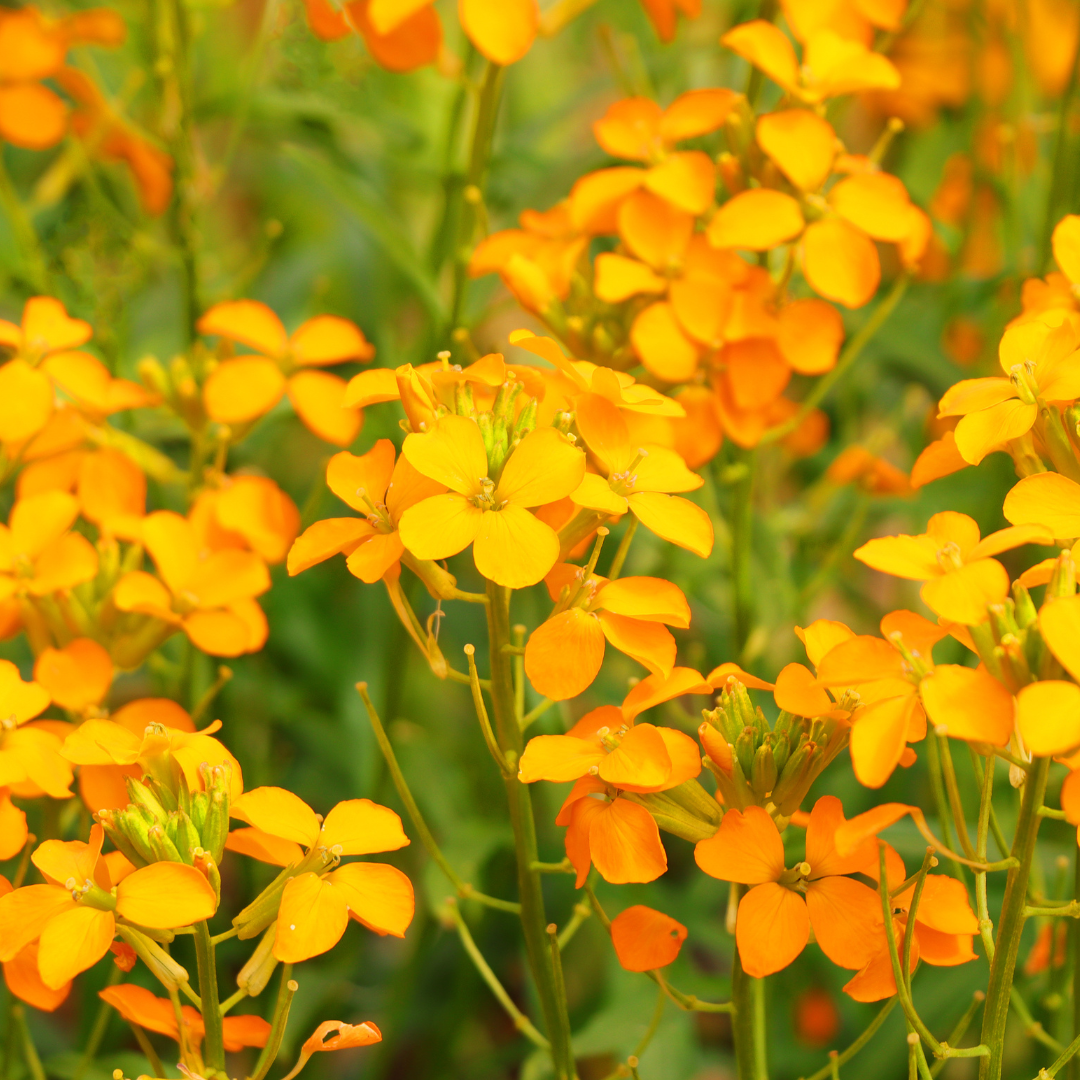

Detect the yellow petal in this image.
[402,414,487,494]
[197,300,288,356]
[1053,214,1080,283]
[570,472,627,516]
[343,367,400,409]
[1004,473,1080,539]
[287,370,363,447]
[643,151,716,215]
[524,610,606,701]
[472,504,559,588]
[773,662,834,717]
[0,659,50,723]
[630,302,701,382]
[61,718,141,766]
[397,493,482,562]
[225,827,304,867]
[231,786,321,847]
[1041,595,1080,682]
[290,314,374,365]
[707,189,805,251]
[203,357,287,424]
[853,533,942,581]
[458,0,537,65]
[954,399,1036,465]
[801,218,880,308]
[830,173,912,243]
[0,360,52,443]
[274,872,349,962]
[850,694,917,788]
[10,490,78,558]
[596,576,689,626]
[938,377,1017,417]
[920,560,1010,624]
[593,253,667,303]
[627,492,713,557]
[518,733,604,782]
[0,885,75,962]
[38,906,114,988]
[495,427,585,508]
[329,861,414,937]
[756,109,835,191]
[777,299,844,374]
[345,532,405,584]
[919,665,1013,745]
[287,519,372,576]
[115,862,217,928]
[721,20,800,91]
[598,723,672,791]
[968,523,1053,560]
[320,799,410,855]
[1016,680,1080,757]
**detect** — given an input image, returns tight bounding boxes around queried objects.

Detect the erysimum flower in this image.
[198,299,374,446]
[568,393,713,558]
[113,509,271,657]
[227,786,414,962]
[190,475,300,566]
[397,415,586,589]
[278,1019,383,1080]
[815,608,1015,787]
[519,706,702,886]
[938,317,1080,465]
[287,439,443,582]
[33,637,113,715]
[853,510,1052,624]
[99,983,270,1052]
[0,825,217,988]
[694,797,883,977]
[609,904,687,972]
[525,565,690,700]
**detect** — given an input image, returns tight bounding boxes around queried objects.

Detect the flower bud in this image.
[662,777,723,828]
[771,741,818,816]
[751,738,778,798]
[125,777,168,824]
[1049,549,1077,598]
[167,810,202,865]
[147,824,184,864]
[1012,581,1038,628]
[236,922,279,997]
[96,810,150,869]
[199,789,230,865]
[233,847,335,939]
[193,848,222,902]
[735,726,756,780]
[625,792,718,843]
[698,721,732,778]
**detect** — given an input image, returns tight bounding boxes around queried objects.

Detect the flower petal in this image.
[203,357,287,424]
[805,876,882,971]
[38,906,114,988]
[920,665,1014,745]
[274,873,349,962]
[472,505,559,589]
[1004,473,1080,538]
[707,189,804,251]
[397,493,483,562]
[627,492,714,557]
[736,882,809,977]
[328,861,414,936]
[694,805,784,884]
[610,905,687,972]
[320,799,409,855]
[588,798,668,884]
[287,370,363,447]
[1041,596,1080,682]
[802,218,880,308]
[524,610,606,701]
[496,427,585,507]
[232,787,320,847]
[115,863,217,928]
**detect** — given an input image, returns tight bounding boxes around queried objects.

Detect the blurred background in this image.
[4,0,1080,1076]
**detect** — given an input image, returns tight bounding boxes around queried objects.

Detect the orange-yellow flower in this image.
[938,317,1080,465]
[287,439,443,582]
[609,904,687,972]
[33,637,113,714]
[190,475,300,565]
[525,566,690,700]
[854,511,1052,624]
[198,300,374,446]
[569,393,713,558]
[0,825,217,988]
[694,798,883,977]
[113,509,270,657]
[0,659,73,802]
[227,786,414,962]
[397,415,586,589]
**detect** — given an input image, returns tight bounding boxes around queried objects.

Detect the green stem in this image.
[356,682,520,913]
[633,986,666,1058]
[128,1022,166,1077]
[486,580,575,1080]
[761,274,909,444]
[557,901,592,949]
[607,517,638,580]
[801,1000,898,1080]
[74,963,124,1080]
[731,948,768,1080]
[449,62,505,332]
[193,920,225,1073]
[730,449,756,657]
[12,1006,45,1080]
[929,993,984,1078]
[250,965,295,1080]
[978,755,1051,1080]
[937,735,977,860]
[924,734,966,884]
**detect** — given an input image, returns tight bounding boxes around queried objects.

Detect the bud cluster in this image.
[699,678,851,822]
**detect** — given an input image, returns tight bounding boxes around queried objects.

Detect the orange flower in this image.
[780,0,907,44]
[33,637,113,714]
[826,446,913,496]
[113,510,271,657]
[190,475,300,565]
[0,5,124,150]
[0,789,29,859]
[227,786,414,962]
[397,415,586,589]
[301,0,443,73]
[568,392,713,558]
[0,825,217,989]
[610,904,687,972]
[0,659,73,801]
[0,297,153,447]
[99,983,270,1052]
[3,939,71,1012]
[694,798,883,977]
[937,317,1080,465]
[198,300,374,446]
[525,566,690,700]
[853,510,1052,624]
[288,439,443,582]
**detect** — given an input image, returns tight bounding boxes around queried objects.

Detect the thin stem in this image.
[979,755,1052,1080]
[448,901,550,1049]
[192,920,225,1073]
[12,1005,45,1080]
[924,735,967,882]
[730,448,756,656]
[903,850,937,992]
[800,999,897,1080]
[356,682,520,914]
[521,697,555,730]
[1012,989,1063,1053]
[557,901,592,950]
[607,517,638,580]
[547,923,573,1066]
[761,274,910,444]
[513,624,526,725]
[465,644,514,776]
[128,1022,166,1077]
[485,580,575,1079]
[731,947,768,1080]
[533,859,575,874]
[970,748,1011,859]
[250,967,296,1080]
[191,666,233,728]
[929,993,984,1078]
[937,735,977,860]
[74,963,124,1080]
[633,986,666,1058]
[220,987,249,1015]
[976,748,997,962]
[1072,852,1080,1080]
[1046,1031,1080,1079]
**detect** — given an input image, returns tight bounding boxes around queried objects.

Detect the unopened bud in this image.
[237,921,279,996]
[117,926,190,989]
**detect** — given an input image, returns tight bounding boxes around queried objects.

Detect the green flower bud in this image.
[236,922,279,997]
[117,927,189,990]
[147,824,184,864]
[751,738,777,798]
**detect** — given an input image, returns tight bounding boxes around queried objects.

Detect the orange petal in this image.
[757,109,836,191]
[274,872,349,962]
[610,904,687,971]
[225,827,304,867]
[347,0,441,71]
[778,299,844,374]
[1041,596,1080,682]
[644,151,716,215]
[38,906,114,988]
[320,799,409,855]
[659,89,739,143]
[805,876,883,971]
[204,357,287,424]
[588,798,668,884]
[804,794,879,878]
[736,881,809,977]
[593,253,667,303]
[115,862,217,928]
[458,0,537,65]
[919,560,1010,625]
[622,666,710,721]
[594,97,663,161]
[774,662,834,717]
[707,189,804,251]
[722,338,791,410]
[0,361,52,443]
[222,1013,272,1051]
[830,174,912,243]
[911,432,969,489]
[290,315,374,365]
[232,786,321,847]
[596,576,690,626]
[33,638,112,712]
[287,370,363,447]
[631,302,701,382]
[0,84,67,150]
[0,788,28,860]
[518,734,604,783]
[850,695,919,788]
[4,942,70,1012]
[694,805,784,884]
[524,610,606,701]
[801,218,880,308]
[795,619,855,668]
[198,300,287,354]
[1004,472,1080,538]
[598,723,672,791]
[328,861,414,936]
[598,612,675,680]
